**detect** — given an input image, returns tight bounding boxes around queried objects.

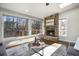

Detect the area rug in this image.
[32,43,66,56]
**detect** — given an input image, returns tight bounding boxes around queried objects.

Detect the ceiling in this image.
[0,3,79,19]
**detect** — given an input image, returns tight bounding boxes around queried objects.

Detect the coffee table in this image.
[30,42,47,56]
[32,43,62,56]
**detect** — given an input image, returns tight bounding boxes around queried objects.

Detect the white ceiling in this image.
[0,3,79,19]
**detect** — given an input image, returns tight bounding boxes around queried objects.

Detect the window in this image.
[4,16,28,37]
[4,16,15,37]
[36,20,42,34]
[3,15,42,38]
[59,18,67,37]
[17,18,28,36]
[31,20,42,34]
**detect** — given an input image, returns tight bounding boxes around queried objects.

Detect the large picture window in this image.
[3,15,42,38]
[4,16,28,37]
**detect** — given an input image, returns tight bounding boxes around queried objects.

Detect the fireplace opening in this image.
[46,30,55,36]
[46,26,55,36]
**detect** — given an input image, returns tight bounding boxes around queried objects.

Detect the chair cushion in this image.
[67,46,79,56]
[74,37,79,51]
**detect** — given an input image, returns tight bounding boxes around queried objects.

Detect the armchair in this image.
[67,37,79,56]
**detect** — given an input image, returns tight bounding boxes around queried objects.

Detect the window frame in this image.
[59,18,68,37]
[3,15,42,38]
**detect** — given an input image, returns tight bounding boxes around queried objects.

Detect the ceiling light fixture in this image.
[60,3,72,8]
[25,9,29,12]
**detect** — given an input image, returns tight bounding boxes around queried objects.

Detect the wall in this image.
[0,8,3,43]
[0,7,44,46]
[59,6,79,42]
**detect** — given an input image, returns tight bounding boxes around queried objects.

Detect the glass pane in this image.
[17,18,28,36]
[59,19,67,37]
[4,16,14,37]
[13,17,18,36]
[31,20,42,34]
